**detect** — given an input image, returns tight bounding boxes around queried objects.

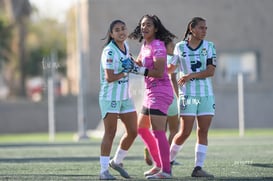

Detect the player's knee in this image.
[105,129,117,140]
[197,128,209,138]
[182,131,191,139]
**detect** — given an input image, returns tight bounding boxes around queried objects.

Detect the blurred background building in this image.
[0,0,272,134]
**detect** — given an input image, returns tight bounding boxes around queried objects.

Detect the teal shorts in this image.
[167,95,178,116]
[179,95,215,116]
[99,98,136,119]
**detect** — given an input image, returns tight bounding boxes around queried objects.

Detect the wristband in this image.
[144,69,149,76]
[137,67,148,76]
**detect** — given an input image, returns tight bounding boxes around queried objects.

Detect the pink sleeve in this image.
[152,40,166,58]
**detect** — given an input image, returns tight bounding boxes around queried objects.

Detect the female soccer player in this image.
[128,14,176,179]
[143,40,180,167]
[166,40,179,150]
[99,20,138,180]
[168,17,216,178]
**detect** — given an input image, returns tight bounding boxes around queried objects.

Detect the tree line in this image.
[0,0,67,98]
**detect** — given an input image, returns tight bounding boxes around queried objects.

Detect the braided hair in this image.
[183,17,206,41]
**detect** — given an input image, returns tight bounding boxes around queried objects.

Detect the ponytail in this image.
[183,22,191,41]
[183,17,205,41]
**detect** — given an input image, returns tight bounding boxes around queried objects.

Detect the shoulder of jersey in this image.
[153,39,164,46]
[104,45,113,54]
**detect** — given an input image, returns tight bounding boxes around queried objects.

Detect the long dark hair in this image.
[129,14,176,46]
[102,20,126,47]
[183,17,206,41]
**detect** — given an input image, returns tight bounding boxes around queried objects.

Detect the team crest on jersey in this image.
[201,48,207,56]
[111,101,117,108]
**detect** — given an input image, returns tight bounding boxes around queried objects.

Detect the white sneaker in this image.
[109,159,130,178]
[144,166,161,177]
[146,171,172,179]
[99,170,116,180]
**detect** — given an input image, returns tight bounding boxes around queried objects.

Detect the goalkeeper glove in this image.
[121,58,134,71]
[131,65,149,76]
[121,57,149,76]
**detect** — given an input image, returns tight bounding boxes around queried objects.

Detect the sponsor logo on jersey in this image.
[154,49,165,56]
[107,59,113,63]
[118,79,129,84]
[191,60,202,72]
[108,51,113,56]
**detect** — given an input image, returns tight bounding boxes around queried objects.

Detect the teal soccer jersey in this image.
[172,40,216,96]
[99,41,131,101]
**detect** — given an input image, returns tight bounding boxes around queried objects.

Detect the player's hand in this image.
[178,74,194,85]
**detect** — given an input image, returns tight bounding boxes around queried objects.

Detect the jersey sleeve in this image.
[171,44,180,66]
[101,47,115,70]
[152,41,166,59]
[207,42,216,67]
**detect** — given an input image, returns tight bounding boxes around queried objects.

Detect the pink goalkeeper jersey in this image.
[140,39,173,101]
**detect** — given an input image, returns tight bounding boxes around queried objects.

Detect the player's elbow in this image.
[167,64,175,74]
[207,65,215,77]
[105,76,114,83]
[208,71,214,77]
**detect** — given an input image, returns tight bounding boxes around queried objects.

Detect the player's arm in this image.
[130,56,165,78]
[134,53,143,66]
[167,55,179,74]
[145,57,165,78]
[146,42,168,78]
[167,63,178,74]
[103,48,127,82]
[170,72,179,97]
[178,63,215,85]
[105,69,127,83]
[129,49,165,77]
[188,64,215,79]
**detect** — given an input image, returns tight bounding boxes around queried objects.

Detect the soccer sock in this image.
[153,130,171,174]
[113,147,128,164]
[100,156,110,173]
[195,143,207,167]
[170,142,183,162]
[138,128,161,168]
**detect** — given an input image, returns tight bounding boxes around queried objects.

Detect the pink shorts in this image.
[143,91,173,115]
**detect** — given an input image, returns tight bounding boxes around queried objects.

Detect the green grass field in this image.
[0,129,272,180]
